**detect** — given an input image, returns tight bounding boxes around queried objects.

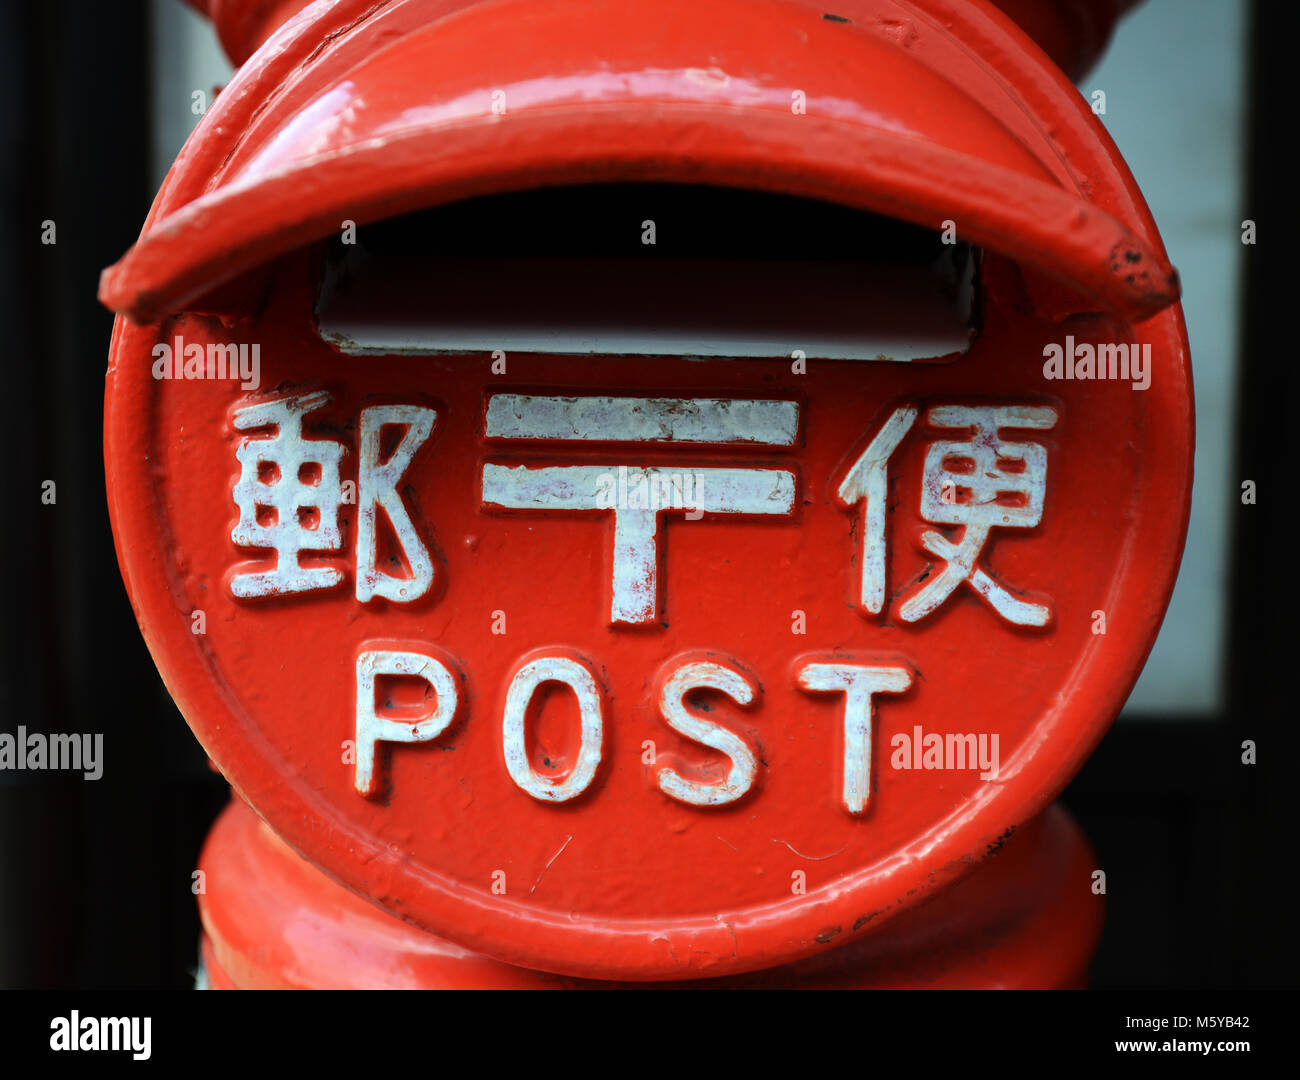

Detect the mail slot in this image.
[101,0,1191,984]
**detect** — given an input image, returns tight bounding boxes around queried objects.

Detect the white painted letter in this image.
[656,660,758,807]
[796,662,912,814]
[356,404,436,603]
[835,406,918,615]
[502,656,603,802]
[354,649,459,797]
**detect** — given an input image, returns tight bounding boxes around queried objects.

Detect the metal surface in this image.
[198,795,1103,989]
[102,0,1191,980]
[186,0,1138,79]
[103,0,1177,325]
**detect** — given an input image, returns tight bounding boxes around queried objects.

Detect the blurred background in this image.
[0,0,1288,987]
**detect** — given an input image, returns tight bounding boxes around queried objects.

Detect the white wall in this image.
[1084,0,1246,716]
[150,0,233,191]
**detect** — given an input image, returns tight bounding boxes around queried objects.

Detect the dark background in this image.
[0,0,1291,989]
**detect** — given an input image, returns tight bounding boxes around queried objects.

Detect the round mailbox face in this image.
[105,204,1191,977]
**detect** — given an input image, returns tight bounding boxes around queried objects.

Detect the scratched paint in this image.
[485,394,799,445]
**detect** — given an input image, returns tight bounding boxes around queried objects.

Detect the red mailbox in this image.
[103,0,1191,983]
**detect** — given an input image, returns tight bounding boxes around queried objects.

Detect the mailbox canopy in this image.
[104,0,1176,327]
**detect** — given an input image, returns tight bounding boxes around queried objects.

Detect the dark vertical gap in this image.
[1063,729,1237,988]
[0,0,77,991]
[1224,0,1290,990]
[0,0,227,989]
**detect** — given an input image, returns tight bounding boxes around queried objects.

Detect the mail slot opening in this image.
[314,183,977,362]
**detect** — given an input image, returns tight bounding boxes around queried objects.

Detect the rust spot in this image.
[815,925,842,944]
[985,825,1016,856]
[852,910,884,932]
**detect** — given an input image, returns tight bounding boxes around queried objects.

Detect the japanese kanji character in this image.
[836,402,1057,626]
[230,391,345,598]
[900,404,1057,625]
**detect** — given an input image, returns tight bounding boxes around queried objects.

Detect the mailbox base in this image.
[196,797,1103,989]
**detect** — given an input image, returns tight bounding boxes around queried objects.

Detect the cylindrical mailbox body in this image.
[199,796,1103,989]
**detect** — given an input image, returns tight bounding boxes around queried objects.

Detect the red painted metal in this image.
[102,0,1190,981]
[199,796,1103,989]
[188,0,1139,80]
[104,0,1176,326]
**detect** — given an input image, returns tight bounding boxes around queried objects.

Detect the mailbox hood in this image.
[101,0,1179,326]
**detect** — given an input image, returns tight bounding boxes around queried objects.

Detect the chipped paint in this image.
[836,404,918,614]
[354,649,459,797]
[502,656,603,802]
[485,394,799,446]
[356,404,437,603]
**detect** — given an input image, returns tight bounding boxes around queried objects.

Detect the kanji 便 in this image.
[835,402,1058,627]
